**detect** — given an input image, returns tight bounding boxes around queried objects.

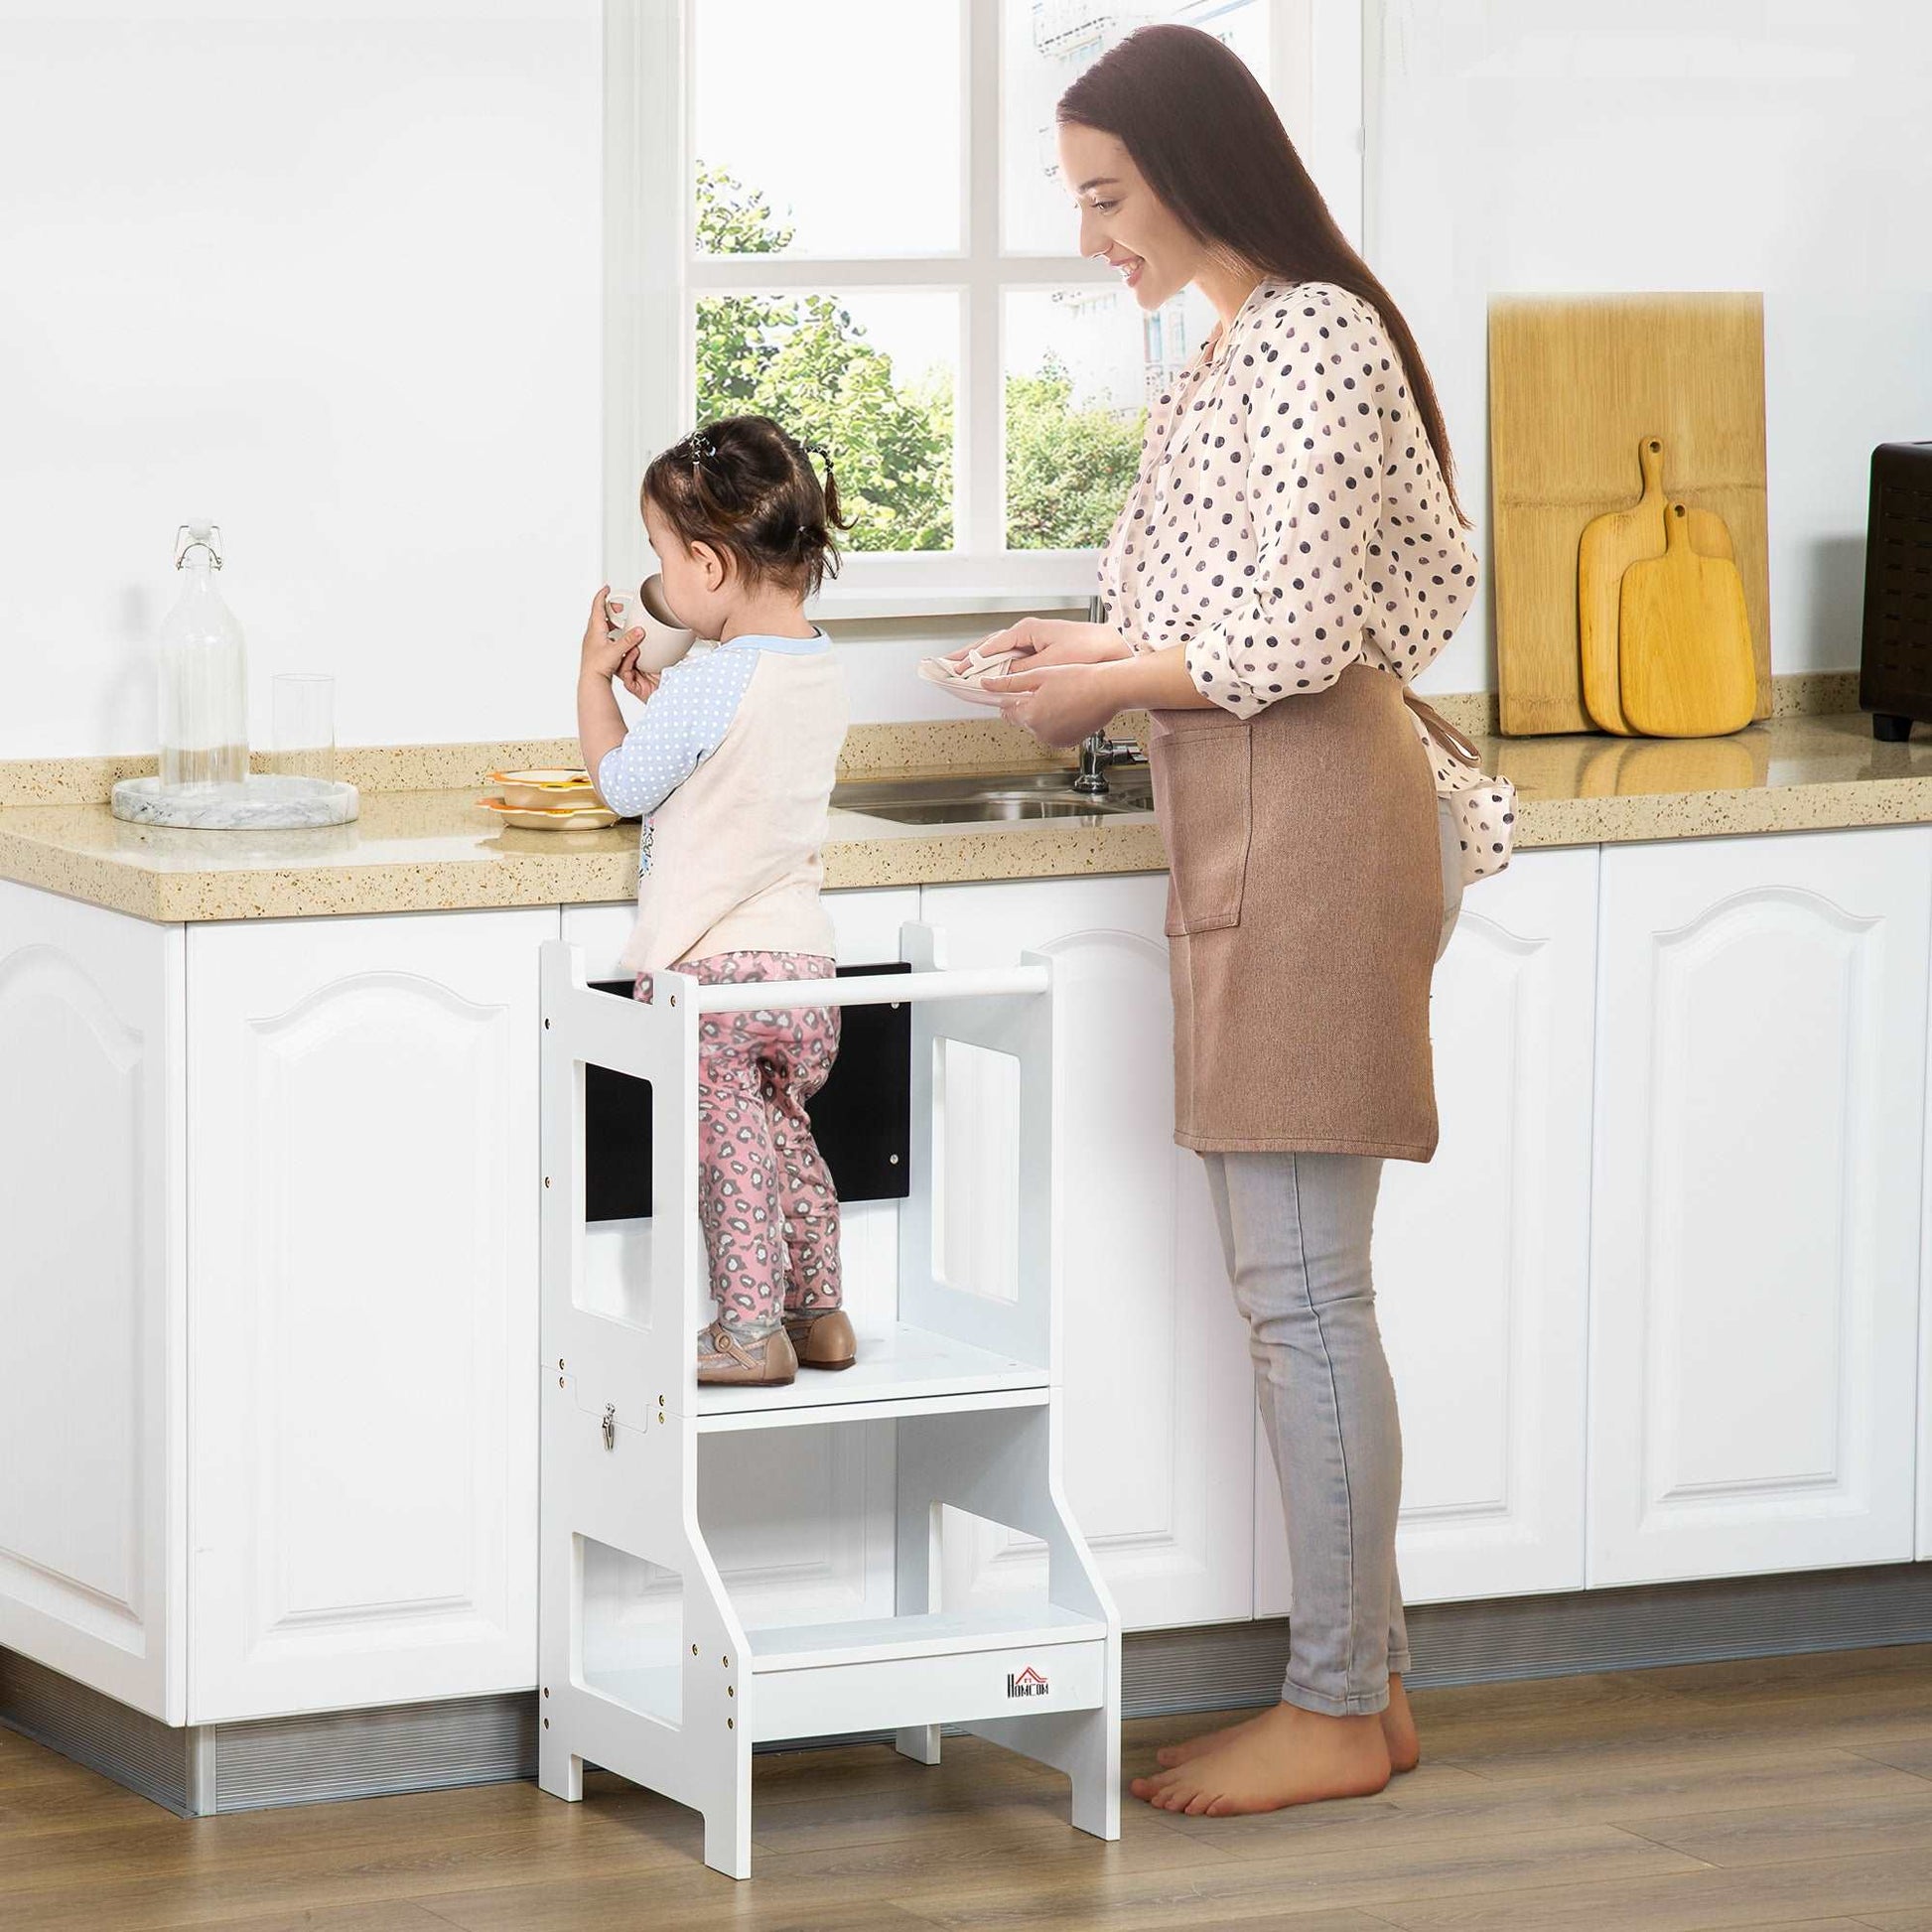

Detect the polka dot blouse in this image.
[1099,278,1512,874]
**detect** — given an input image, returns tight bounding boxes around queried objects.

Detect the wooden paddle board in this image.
[1618,501,1756,737]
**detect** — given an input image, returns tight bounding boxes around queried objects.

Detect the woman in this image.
[972,25,1479,1817]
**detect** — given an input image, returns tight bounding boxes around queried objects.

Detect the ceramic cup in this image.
[606,573,697,673]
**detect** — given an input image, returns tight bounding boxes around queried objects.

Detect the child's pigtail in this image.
[795,441,848,590]
[798,442,849,533]
[818,455,847,536]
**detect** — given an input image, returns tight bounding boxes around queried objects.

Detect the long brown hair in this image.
[642,414,851,596]
[1058,24,1467,526]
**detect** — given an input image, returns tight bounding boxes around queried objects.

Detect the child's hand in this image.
[581,586,643,682]
[617,643,660,704]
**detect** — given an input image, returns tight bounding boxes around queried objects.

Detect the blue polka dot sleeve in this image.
[595,649,758,821]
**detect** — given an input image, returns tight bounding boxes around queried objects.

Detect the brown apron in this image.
[1148,664,1442,1161]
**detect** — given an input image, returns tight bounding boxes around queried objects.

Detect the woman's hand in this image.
[581,587,644,683]
[945,616,1129,674]
[988,662,1124,749]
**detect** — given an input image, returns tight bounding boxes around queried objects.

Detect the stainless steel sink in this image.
[831,768,1153,827]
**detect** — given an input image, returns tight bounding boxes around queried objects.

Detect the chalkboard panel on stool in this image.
[584,964,912,1220]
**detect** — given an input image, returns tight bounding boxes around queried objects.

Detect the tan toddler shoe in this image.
[696,1320,797,1386]
[782,1308,857,1371]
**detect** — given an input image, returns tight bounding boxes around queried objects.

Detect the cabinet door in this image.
[1591,828,1930,1587]
[1251,849,1597,1614]
[188,907,555,1722]
[561,890,916,1635]
[919,877,1254,1629]
[0,884,185,1721]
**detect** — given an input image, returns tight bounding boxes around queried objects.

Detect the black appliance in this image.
[1861,441,1932,741]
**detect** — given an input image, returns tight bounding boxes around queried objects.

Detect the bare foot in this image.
[1382,1673,1420,1773]
[1130,1700,1392,1816]
[1152,1709,1270,1770]
[1155,1673,1421,1775]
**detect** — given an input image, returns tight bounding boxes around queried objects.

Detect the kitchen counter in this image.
[4,707,1931,922]
[0,778,1171,922]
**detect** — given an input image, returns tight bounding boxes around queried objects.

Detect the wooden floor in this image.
[8,1646,1932,1930]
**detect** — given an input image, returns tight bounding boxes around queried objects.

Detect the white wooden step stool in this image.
[536,925,1122,1878]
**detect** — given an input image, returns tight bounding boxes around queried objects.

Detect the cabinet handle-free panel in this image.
[1589,827,1931,1587]
[0,883,185,1722]
[187,908,555,1724]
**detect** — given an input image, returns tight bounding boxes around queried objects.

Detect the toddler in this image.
[578,415,853,1388]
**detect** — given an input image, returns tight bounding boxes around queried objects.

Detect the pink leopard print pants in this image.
[634,950,842,1339]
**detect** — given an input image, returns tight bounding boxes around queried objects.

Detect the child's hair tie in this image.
[799,440,832,468]
[686,427,717,470]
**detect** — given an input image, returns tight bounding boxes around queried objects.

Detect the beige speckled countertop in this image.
[5,696,1931,923]
[0,774,1172,921]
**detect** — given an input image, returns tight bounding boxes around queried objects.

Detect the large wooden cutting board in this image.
[1489,293,1771,736]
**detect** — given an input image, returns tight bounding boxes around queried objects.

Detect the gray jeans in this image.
[1202,1150,1411,1717]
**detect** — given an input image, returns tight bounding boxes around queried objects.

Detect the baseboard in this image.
[0,1655,534,1817]
[9,1558,1931,1812]
[1124,1558,1932,1717]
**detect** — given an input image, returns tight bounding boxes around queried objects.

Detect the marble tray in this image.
[110,773,360,829]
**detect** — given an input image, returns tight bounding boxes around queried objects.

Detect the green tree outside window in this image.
[692,166,1143,553]
[1005,356,1143,552]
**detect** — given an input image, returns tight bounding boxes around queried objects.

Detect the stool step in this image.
[742,1607,1108,1744]
[746,1605,1105,1673]
[696,1320,1048,1429]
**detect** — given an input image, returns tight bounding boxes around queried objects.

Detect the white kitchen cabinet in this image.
[0,882,185,1723]
[187,907,555,1722]
[560,889,918,1639]
[1590,827,1931,1587]
[1255,847,1600,1616]
[917,876,1255,1630]
[1925,1182,1932,1563]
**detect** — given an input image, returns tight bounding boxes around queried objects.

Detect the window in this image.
[607,0,1328,615]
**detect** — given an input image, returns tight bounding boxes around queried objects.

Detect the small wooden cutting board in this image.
[1618,501,1756,737]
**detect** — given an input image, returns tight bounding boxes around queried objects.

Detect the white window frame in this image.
[604,0,1360,620]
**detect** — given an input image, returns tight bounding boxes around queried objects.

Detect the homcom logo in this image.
[1007,1665,1049,1699]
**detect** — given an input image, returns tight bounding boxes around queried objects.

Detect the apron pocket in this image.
[1151,722,1253,937]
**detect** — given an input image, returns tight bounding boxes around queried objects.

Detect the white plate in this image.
[479,797,621,832]
[917,655,1020,709]
[489,766,588,785]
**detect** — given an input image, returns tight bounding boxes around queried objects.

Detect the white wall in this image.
[1372,0,1932,694]
[7,3,1927,762]
[0,0,602,759]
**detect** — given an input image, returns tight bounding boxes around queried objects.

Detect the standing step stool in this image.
[536,925,1122,1879]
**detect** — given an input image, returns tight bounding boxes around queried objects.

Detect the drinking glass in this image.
[271,673,337,782]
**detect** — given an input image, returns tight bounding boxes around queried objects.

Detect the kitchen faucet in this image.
[1072,593,1149,797]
